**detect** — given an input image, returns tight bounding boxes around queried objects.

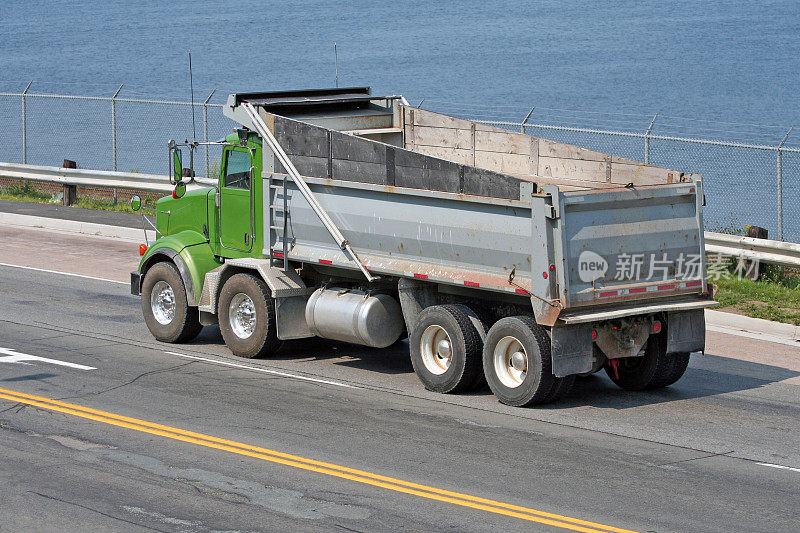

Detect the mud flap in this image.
[666,309,705,354]
[275,296,313,340]
[550,322,594,377]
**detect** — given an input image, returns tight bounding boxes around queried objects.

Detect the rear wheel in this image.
[483,316,556,407]
[651,351,691,388]
[604,332,690,390]
[409,304,484,393]
[544,374,575,403]
[578,347,607,378]
[219,273,282,358]
[141,262,203,343]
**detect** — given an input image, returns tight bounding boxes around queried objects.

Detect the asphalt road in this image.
[0,227,798,532]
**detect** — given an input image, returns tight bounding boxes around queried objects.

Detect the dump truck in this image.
[131,87,717,406]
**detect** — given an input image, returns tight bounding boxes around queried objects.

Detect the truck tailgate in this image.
[550,182,708,309]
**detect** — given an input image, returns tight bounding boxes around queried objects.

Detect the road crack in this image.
[27,491,168,532]
[657,449,735,467]
[55,361,196,401]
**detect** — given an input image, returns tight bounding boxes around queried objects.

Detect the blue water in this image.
[2,0,798,127]
[1,1,799,239]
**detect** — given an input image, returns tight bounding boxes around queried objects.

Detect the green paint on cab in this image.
[137,130,266,307]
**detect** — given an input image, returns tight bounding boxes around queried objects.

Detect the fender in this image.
[178,241,223,306]
[137,231,214,306]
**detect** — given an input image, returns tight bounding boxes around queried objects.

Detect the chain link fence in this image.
[1,85,798,242]
[0,85,235,179]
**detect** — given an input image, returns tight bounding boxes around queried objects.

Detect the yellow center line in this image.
[0,387,637,533]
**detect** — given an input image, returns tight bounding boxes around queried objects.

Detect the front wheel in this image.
[218,273,282,358]
[141,261,202,343]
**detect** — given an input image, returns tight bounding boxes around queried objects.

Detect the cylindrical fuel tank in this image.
[305,288,404,348]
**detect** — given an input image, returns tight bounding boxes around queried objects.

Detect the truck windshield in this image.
[224,150,251,190]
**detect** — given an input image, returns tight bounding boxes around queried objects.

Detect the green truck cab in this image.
[131,131,265,343]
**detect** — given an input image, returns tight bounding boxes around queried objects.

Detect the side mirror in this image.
[173,181,187,199]
[130,195,142,211]
[173,149,183,184]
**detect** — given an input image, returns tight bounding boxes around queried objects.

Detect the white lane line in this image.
[0,262,128,285]
[0,347,96,370]
[164,351,356,389]
[706,325,800,348]
[0,263,130,285]
[757,462,800,473]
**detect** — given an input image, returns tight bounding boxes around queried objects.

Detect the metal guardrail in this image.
[705,232,800,267]
[0,162,215,193]
[1,162,798,269]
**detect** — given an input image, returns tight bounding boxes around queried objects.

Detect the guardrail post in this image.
[203,89,215,178]
[62,159,77,206]
[776,126,793,241]
[520,107,535,134]
[110,85,123,204]
[21,81,32,164]
[644,114,658,164]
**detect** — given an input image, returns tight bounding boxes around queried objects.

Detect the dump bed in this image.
[223,89,715,325]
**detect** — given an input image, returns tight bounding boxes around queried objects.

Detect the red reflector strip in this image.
[629,287,647,294]
[685,280,702,287]
[658,284,676,291]
[599,290,618,298]
[515,288,530,295]
[318,259,333,265]
[464,281,480,288]
[273,252,284,258]
[413,273,428,279]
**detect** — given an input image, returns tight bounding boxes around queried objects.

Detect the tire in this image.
[543,374,576,403]
[218,273,282,358]
[603,332,689,390]
[652,351,691,388]
[456,304,492,391]
[578,346,607,378]
[409,304,484,394]
[482,316,557,407]
[141,261,203,343]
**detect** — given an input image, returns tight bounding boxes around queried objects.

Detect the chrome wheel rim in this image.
[229,293,256,339]
[493,336,528,388]
[420,325,453,375]
[150,280,175,325]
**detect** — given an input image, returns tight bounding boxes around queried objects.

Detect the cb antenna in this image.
[334,42,338,87]
[188,50,197,143]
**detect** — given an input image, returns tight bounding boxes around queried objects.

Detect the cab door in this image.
[219,148,254,253]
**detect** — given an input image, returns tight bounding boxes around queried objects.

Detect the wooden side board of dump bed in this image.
[402,107,695,189]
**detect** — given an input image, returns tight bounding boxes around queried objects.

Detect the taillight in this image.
[652,320,662,334]
[139,244,148,256]
[591,330,597,340]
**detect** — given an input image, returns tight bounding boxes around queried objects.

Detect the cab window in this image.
[224,150,251,190]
